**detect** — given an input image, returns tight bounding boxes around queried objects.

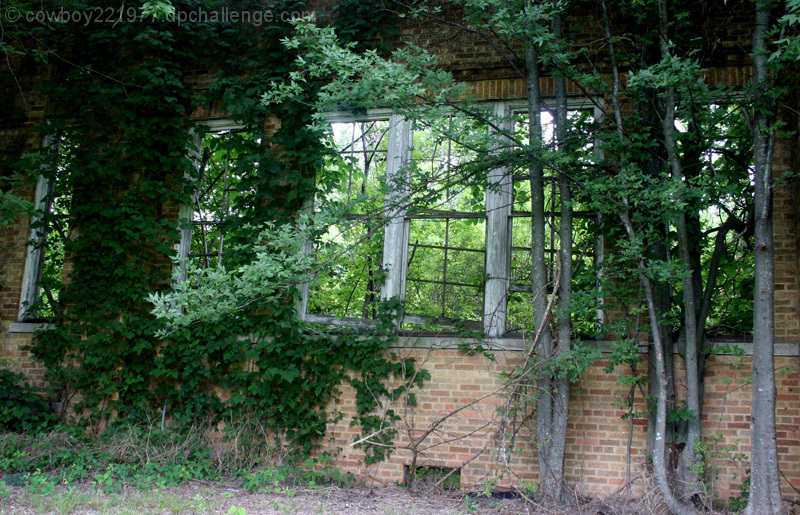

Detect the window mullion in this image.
[295,195,313,320]
[175,130,203,282]
[19,174,53,320]
[483,103,514,338]
[380,115,412,312]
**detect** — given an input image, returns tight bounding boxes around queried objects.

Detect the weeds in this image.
[0,418,358,501]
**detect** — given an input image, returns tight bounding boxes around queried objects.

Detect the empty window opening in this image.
[308,119,390,320]
[507,109,600,334]
[187,130,243,269]
[405,119,486,329]
[19,133,74,321]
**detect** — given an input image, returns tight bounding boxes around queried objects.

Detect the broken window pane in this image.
[406,218,485,324]
[507,109,599,333]
[188,130,251,269]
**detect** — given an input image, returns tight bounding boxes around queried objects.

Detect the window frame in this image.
[187,103,604,339]
[504,100,605,334]
[300,112,410,327]
[299,108,512,335]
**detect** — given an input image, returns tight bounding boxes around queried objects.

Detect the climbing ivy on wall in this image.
[3,0,420,457]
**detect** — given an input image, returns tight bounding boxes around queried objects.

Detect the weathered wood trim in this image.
[380,115,412,306]
[18,136,57,322]
[483,102,514,338]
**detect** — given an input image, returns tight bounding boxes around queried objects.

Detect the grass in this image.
[8,485,224,515]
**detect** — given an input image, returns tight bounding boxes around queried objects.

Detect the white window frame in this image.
[188,103,603,339]
[300,111,408,328]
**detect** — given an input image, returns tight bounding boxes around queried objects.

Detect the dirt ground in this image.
[0,479,679,515]
[1,480,537,515]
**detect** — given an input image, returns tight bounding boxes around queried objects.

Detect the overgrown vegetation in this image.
[0,361,56,433]
[1,0,799,511]
[259,0,798,510]
[0,422,353,497]
[1,0,425,462]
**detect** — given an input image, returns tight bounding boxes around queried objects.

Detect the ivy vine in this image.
[2,0,421,458]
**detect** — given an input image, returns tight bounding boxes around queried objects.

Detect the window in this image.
[297,102,602,338]
[300,110,494,334]
[307,118,390,320]
[507,107,601,334]
[176,122,249,275]
[19,134,73,322]
[306,114,491,332]
[405,118,487,329]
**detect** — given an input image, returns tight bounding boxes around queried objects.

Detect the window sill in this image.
[8,322,54,333]
[6,321,795,356]
[393,337,799,357]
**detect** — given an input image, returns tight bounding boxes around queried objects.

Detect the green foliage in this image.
[771,0,800,63]
[0,423,356,496]
[666,402,695,424]
[0,362,55,432]
[27,469,57,496]
[0,189,33,230]
[240,465,292,493]
[729,469,750,511]
[541,343,601,382]
[0,0,420,460]
[688,434,748,509]
[331,0,399,52]
[237,452,353,493]
[4,0,773,487]
[0,422,334,497]
[301,452,354,488]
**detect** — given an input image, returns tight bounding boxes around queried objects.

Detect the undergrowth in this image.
[0,362,57,433]
[0,421,351,494]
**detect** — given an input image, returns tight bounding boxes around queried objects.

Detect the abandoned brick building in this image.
[1,0,799,504]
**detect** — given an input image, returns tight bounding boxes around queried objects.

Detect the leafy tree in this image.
[744,0,798,511]
[262,1,792,509]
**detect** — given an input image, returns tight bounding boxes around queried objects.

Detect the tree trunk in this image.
[746,1,783,512]
[526,32,559,501]
[656,0,703,499]
[544,13,571,503]
[630,1,677,461]
[619,210,694,515]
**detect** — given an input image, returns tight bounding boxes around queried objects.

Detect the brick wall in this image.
[321,345,800,504]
